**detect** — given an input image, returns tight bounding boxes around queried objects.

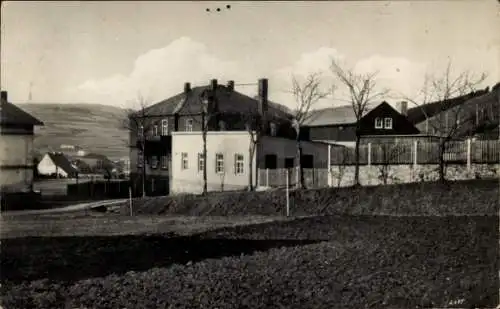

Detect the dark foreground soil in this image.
[1,215,498,309]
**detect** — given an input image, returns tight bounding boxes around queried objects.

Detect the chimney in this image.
[210,79,218,91]
[0,91,7,101]
[258,78,268,115]
[184,82,191,93]
[399,101,408,116]
[227,80,234,92]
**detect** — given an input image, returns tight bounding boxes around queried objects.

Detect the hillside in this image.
[18,103,129,160]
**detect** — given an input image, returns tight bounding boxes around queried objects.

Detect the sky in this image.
[1,1,498,110]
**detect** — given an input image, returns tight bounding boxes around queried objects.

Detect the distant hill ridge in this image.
[18,103,129,160]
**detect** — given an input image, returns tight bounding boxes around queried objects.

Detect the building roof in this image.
[46,152,78,175]
[406,89,489,125]
[303,102,380,127]
[72,159,92,173]
[81,153,110,160]
[131,84,292,120]
[0,99,44,126]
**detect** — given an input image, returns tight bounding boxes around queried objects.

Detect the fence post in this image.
[266,168,269,187]
[466,138,471,170]
[413,140,418,168]
[367,143,371,166]
[285,168,290,217]
[327,144,332,187]
[128,186,133,216]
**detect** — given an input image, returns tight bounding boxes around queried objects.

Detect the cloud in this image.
[66,37,256,108]
[270,47,346,109]
[354,55,428,101]
[272,49,429,109]
[66,39,463,112]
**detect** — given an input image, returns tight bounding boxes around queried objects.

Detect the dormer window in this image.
[384,118,393,129]
[269,122,277,136]
[375,117,393,129]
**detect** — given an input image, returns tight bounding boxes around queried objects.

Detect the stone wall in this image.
[329,163,499,187]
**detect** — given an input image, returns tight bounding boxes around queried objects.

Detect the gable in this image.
[360,102,420,135]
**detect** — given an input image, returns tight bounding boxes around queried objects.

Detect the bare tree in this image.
[290,72,329,189]
[124,93,152,197]
[404,60,487,182]
[243,112,260,191]
[330,60,389,187]
[199,83,221,195]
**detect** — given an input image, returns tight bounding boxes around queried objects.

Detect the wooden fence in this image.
[330,139,499,165]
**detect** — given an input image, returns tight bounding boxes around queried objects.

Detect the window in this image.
[137,151,144,167]
[151,156,158,169]
[161,156,168,169]
[300,154,314,169]
[234,154,244,174]
[197,153,205,172]
[284,157,294,169]
[215,153,224,174]
[185,118,193,132]
[181,153,188,170]
[153,125,159,136]
[218,120,226,131]
[384,118,393,129]
[161,119,168,135]
[138,125,144,137]
[264,154,277,169]
[374,118,383,129]
[270,122,277,136]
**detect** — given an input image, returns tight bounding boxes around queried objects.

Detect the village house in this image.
[405,86,495,138]
[128,78,330,195]
[37,152,79,178]
[302,101,422,147]
[0,90,44,192]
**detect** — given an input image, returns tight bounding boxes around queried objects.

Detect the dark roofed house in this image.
[37,152,78,178]
[1,90,44,194]
[302,101,421,147]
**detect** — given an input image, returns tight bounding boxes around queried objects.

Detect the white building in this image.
[37,152,78,178]
[170,131,330,194]
[0,91,44,192]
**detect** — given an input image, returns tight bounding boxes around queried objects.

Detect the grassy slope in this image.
[19,103,128,160]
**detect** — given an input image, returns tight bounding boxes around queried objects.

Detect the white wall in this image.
[37,154,69,177]
[0,134,33,166]
[171,131,256,194]
[0,169,33,192]
[0,134,34,190]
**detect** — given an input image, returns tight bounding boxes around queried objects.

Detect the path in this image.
[0,199,127,217]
